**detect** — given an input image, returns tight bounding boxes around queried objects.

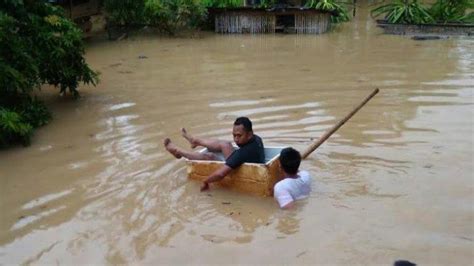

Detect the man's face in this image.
[233,124,252,147]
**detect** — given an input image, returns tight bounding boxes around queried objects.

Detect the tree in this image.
[0,0,98,147]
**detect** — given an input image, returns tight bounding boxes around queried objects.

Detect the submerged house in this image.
[211,0,334,34]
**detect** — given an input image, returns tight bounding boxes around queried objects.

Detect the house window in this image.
[276,14,295,31]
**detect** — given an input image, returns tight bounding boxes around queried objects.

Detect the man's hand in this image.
[199,165,232,192]
[200,181,209,192]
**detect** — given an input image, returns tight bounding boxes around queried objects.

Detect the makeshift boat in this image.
[186,88,379,197]
[187,146,286,197]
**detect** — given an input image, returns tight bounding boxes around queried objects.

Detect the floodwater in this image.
[1,5,473,265]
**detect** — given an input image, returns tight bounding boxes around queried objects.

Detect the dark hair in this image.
[234,117,253,132]
[279,147,301,175]
[394,261,416,266]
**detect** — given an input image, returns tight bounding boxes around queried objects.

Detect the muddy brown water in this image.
[1,6,473,265]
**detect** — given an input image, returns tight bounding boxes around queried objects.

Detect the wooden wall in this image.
[215,11,331,34]
[295,13,331,34]
[215,12,276,33]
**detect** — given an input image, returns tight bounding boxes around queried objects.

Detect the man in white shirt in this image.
[273,147,312,209]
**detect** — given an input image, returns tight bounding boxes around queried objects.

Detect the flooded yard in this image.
[0,6,473,265]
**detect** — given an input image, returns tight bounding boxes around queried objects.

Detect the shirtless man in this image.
[164,117,265,191]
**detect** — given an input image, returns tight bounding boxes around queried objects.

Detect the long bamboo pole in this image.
[301,88,380,159]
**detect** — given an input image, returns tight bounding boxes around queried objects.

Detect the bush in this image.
[0,108,33,147]
[201,0,242,8]
[104,0,207,34]
[103,0,146,26]
[19,97,52,129]
[371,0,473,24]
[145,0,207,34]
[0,0,98,147]
[463,12,474,23]
[305,0,351,23]
[429,0,474,23]
[371,0,433,24]
[259,0,276,8]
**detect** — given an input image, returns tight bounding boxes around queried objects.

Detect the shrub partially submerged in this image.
[371,0,474,24]
[145,0,207,34]
[104,0,147,26]
[429,0,474,24]
[305,0,351,23]
[0,0,98,147]
[104,0,207,34]
[201,0,242,8]
[104,0,352,31]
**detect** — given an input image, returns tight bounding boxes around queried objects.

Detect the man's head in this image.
[233,117,254,147]
[279,147,301,175]
[394,261,416,266]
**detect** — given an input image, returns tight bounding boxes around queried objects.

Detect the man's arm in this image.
[274,182,295,209]
[200,165,232,191]
[281,200,295,209]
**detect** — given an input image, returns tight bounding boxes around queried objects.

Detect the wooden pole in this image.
[301,88,379,159]
[353,0,357,17]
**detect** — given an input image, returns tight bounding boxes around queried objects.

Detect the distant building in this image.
[212,0,333,34]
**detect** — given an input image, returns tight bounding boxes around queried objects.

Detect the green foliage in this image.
[104,0,146,26]
[19,97,52,128]
[0,0,98,147]
[0,108,33,147]
[305,0,351,23]
[145,0,207,34]
[259,0,276,8]
[104,0,207,34]
[200,0,274,8]
[462,12,474,23]
[371,0,474,24]
[2,0,98,97]
[0,12,39,95]
[429,0,474,23]
[201,0,242,8]
[371,0,434,24]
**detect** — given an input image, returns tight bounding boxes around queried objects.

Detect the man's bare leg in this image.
[164,138,216,160]
[181,128,234,158]
[181,128,198,149]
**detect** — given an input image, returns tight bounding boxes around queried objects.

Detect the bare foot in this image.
[181,128,197,148]
[163,138,182,159]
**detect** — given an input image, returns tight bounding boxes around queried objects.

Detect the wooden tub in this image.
[186,147,286,197]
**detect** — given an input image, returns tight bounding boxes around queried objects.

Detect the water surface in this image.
[1,5,473,265]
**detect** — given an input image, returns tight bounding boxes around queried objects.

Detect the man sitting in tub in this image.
[274,147,312,209]
[164,116,265,191]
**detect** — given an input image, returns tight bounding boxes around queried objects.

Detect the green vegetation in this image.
[104,0,207,33]
[200,0,276,8]
[371,0,433,24]
[201,0,242,8]
[104,0,351,29]
[371,0,474,24]
[1,0,98,147]
[145,0,206,34]
[305,0,351,23]
[259,0,277,8]
[429,0,474,23]
[104,0,147,26]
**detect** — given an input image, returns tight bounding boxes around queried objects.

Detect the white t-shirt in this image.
[274,170,312,208]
